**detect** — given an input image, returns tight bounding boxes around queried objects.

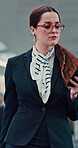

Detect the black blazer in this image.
[0,107,4,133]
[0,47,78,148]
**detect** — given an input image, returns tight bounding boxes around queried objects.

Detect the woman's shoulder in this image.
[56,44,77,58]
[56,44,78,85]
[7,48,32,67]
[56,43,78,63]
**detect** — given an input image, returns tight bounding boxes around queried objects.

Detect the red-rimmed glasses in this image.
[37,22,65,32]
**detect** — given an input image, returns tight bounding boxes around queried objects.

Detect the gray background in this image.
[0,0,78,62]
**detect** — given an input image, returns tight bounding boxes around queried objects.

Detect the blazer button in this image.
[42,107,46,112]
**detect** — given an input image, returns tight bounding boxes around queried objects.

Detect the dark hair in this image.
[29,6,61,28]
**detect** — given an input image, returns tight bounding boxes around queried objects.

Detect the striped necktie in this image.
[30,47,55,103]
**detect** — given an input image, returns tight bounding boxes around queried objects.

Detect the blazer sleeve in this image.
[67,91,78,121]
[0,59,18,148]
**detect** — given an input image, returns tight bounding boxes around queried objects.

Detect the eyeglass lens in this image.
[44,24,64,32]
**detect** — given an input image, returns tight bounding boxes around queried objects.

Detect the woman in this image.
[0,5,78,148]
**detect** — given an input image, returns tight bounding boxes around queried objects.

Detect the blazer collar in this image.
[51,55,60,91]
[23,48,40,96]
[23,48,32,79]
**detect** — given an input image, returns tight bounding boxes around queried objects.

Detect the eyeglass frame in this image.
[37,22,65,32]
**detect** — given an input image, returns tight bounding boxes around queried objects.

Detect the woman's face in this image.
[30,11,61,49]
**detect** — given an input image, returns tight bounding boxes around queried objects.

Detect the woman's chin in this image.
[48,41,58,47]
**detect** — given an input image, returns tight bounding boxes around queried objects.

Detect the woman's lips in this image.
[49,36,57,39]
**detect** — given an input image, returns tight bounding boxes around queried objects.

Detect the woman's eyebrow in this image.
[43,21,60,24]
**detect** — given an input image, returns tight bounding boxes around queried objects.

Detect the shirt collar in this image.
[32,45,55,59]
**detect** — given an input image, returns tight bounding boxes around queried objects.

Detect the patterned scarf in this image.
[30,46,55,103]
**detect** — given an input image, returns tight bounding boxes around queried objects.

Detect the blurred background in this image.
[0,0,78,147]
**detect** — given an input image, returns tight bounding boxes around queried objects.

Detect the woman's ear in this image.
[30,26,36,36]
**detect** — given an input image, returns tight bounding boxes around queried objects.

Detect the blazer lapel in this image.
[23,49,40,96]
[51,55,60,91]
[23,49,32,79]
